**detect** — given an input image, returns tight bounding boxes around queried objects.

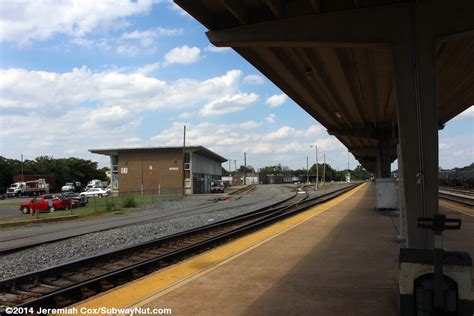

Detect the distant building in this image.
[89,146,227,195]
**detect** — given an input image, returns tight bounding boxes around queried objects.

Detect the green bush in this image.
[105,198,115,211]
[122,192,137,208]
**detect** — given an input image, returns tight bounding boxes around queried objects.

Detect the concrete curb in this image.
[0,215,79,228]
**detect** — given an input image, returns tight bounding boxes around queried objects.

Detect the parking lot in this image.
[0,197,32,218]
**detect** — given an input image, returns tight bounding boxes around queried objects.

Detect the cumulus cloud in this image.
[167,0,189,16]
[164,45,201,64]
[263,125,322,141]
[204,44,231,53]
[0,108,144,164]
[135,62,161,75]
[240,121,262,129]
[243,74,265,85]
[116,27,182,56]
[120,27,182,43]
[0,67,247,114]
[178,112,196,119]
[0,0,158,46]
[265,93,288,108]
[150,121,331,157]
[263,126,297,141]
[265,114,276,124]
[199,93,259,116]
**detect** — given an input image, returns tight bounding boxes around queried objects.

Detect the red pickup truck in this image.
[19,195,75,214]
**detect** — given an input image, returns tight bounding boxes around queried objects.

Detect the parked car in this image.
[61,181,82,192]
[19,195,74,214]
[62,192,88,207]
[211,180,225,193]
[80,188,109,198]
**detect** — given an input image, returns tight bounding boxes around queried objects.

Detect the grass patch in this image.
[121,192,137,208]
[0,194,180,225]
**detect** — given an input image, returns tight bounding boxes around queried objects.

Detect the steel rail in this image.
[0,184,360,313]
[0,186,289,255]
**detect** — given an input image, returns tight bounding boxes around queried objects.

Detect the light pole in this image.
[347,150,351,183]
[244,152,247,185]
[310,145,318,190]
[306,156,309,184]
[323,153,326,186]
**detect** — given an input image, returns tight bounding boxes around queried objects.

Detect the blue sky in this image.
[0,0,472,171]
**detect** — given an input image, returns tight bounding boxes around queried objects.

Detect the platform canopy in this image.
[175,0,474,175]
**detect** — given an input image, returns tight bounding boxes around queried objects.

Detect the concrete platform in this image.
[142,183,399,315]
[73,184,474,315]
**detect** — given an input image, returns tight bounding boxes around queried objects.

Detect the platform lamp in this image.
[310,145,318,190]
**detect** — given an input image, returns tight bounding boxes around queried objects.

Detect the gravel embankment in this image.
[0,185,296,280]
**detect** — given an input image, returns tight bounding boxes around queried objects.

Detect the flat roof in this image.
[89,146,227,163]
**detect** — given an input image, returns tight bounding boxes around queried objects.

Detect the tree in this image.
[351,165,372,180]
[221,166,230,176]
[259,164,290,174]
[238,165,255,173]
[0,156,107,192]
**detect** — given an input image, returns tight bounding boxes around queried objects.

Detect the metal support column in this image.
[376,141,392,179]
[393,4,438,249]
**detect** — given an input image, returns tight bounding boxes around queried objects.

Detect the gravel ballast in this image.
[0,183,351,280]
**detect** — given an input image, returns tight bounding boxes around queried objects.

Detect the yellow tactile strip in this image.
[440,199,474,217]
[69,184,366,313]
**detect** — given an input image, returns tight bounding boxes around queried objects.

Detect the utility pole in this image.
[347,150,350,183]
[243,152,247,185]
[316,145,318,189]
[182,125,186,195]
[306,156,309,184]
[323,153,326,186]
[21,154,24,182]
[310,145,318,190]
[228,159,231,175]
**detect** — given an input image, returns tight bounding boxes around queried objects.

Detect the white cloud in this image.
[116,27,183,56]
[164,45,201,64]
[265,94,288,108]
[0,0,159,46]
[204,44,231,53]
[0,67,246,114]
[167,1,189,16]
[0,107,143,164]
[69,37,94,48]
[178,112,196,119]
[240,121,262,130]
[263,125,322,141]
[265,114,276,124]
[243,74,265,85]
[263,127,297,141]
[135,62,161,75]
[120,27,182,44]
[116,44,143,56]
[150,121,330,157]
[199,93,259,116]
[0,63,349,170]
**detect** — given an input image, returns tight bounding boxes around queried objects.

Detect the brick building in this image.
[89,146,227,195]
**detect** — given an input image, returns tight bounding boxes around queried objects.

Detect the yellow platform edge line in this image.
[69,183,366,313]
[439,199,474,217]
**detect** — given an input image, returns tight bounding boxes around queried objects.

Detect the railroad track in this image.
[228,184,257,196]
[0,187,290,255]
[0,184,359,313]
[439,187,474,207]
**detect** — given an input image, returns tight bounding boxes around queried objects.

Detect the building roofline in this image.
[89,146,227,163]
